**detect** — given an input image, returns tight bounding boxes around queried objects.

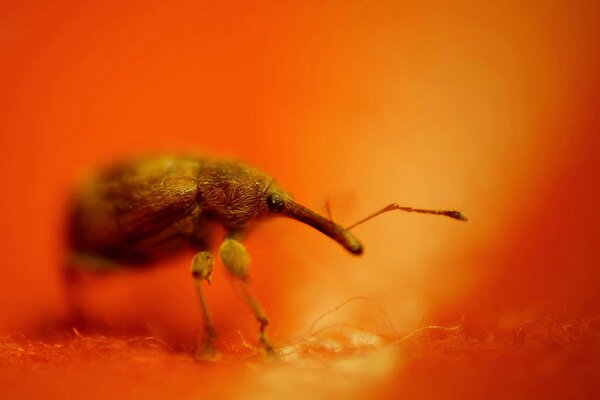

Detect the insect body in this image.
[67,155,466,356]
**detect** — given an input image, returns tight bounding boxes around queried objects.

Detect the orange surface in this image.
[1,1,599,399]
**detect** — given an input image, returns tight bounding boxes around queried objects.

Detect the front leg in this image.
[191,251,218,360]
[64,253,124,328]
[219,233,273,353]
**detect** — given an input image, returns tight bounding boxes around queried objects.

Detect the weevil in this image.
[66,155,466,356]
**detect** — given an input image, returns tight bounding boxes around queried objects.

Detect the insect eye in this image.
[267,193,284,212]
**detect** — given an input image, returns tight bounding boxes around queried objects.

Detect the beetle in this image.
[65,155,466,357]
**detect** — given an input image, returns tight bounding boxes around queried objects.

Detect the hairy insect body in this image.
[70,157,290,264]
[67,155,317,356]
[70,157,202,263]
[67,155,465,356]
[196,161,289,229]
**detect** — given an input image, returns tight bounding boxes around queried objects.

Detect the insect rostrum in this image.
[66,155,465,356]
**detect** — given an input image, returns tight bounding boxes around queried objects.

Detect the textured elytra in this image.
[68,155,295,264]
[70,157,202,261]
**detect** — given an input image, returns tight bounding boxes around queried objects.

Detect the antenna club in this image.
[448,211,469,221]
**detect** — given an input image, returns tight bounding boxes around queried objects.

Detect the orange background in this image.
[1,0,599,398]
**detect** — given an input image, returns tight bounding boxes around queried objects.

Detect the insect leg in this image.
[63,260,85,328]
[191,251,218,359]
[219,235,273,353]
[63,253,122,328]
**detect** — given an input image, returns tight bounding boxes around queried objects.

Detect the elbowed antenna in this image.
[282,200,363,255]
[346,203,468,230]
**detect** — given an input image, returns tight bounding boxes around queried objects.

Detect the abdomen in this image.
[69,156,204,263]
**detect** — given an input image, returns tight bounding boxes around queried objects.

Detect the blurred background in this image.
[1,0,599,398]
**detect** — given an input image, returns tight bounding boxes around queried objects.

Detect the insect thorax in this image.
[197,161,274,227]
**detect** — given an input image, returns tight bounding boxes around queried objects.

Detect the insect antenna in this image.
[325,198,335,222]
[346,203,468,230]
